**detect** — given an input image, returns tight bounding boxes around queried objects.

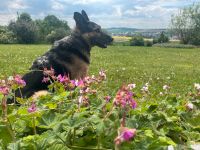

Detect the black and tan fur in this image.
[9,10,113,101]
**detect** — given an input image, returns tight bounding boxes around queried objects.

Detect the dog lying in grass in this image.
[8,10,113,103]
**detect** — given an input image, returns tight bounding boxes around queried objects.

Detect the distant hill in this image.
[105,27,167,38]
[105,27,138,34]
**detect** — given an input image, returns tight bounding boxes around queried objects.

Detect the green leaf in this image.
[144,130,154,138]
[17,107,29,115]
[46,144,69,150]
[0,123,14,148]
[7,142,20,150]
[44,103,57,109]
[147,104,158,113]
[38,110,59,129]
[159,136,176,146]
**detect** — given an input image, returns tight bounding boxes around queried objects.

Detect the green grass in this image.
[0,44,200,94]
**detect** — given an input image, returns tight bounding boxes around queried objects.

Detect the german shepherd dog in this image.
[9,10,113,102]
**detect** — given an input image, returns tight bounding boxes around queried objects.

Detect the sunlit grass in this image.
[0,44,200,94]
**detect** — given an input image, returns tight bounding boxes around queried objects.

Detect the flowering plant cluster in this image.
[0,74,26,96]
[114,85,137,109]
[0,69,199,150]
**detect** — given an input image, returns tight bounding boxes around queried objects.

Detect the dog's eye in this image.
[95,28,100,32]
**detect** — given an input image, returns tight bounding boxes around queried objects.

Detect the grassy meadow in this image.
[0,44,200,95]
[1,44,200,149]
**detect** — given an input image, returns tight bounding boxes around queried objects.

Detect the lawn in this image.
[0,44,200,94]
[0,44,200,149]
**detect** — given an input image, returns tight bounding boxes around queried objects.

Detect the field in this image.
[0,44,200,149]
[0,44,200,94]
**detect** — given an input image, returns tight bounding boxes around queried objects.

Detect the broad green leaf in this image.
[0,123,14,148]
[144,130,154,138]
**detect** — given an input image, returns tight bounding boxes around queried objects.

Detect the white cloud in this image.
[0,13,16,25]
[124,5,178,18]
[7,0,28,10]
[57,0,113,5]
[51,0,65,10]
[112,5,123,17]
[0,0,197,28]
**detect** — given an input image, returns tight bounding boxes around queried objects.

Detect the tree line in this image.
[0,12,70,44]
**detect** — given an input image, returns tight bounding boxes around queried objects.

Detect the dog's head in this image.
[74,10,113,48]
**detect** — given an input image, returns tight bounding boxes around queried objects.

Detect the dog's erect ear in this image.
[81,10,89,21]
[74,12,87,27]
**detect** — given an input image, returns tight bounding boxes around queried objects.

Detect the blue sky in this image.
[0,0,199,29]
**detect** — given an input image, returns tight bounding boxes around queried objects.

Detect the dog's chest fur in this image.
[65,54,89,79]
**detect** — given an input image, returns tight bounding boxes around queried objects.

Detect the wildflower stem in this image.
[13,92,16,105]
[103,105,114,121]
[121,109,126,127]
[97,135,101,149]
[114,144,120,150]
[2,96,7,122]
[32,117,37,135]
[7,118,16,142]
[18,88,23,99]
[72,128,76,144]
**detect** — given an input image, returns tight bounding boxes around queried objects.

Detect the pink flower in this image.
[0,86,9,95]
[78,96,89,106]
[99,70,106,80]
[42,77,49,83]
[163,85,170,91]
[77,79,84,88]
[130,100,137,109]
[122,130,135,140]
[114,127,136,145]
[186,103,194,110]
[114,86,137,109]
[43,67,55,77]
[104,95,111,102]
[28,103,37,113]
[14,75,26,87]
[57,74,69,83]
[194,83,200,91]
[70,80,77,87]
[128,83,136,90]
[84,76,92,84]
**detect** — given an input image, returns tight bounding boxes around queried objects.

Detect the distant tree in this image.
[35,15,70,43]
[46,28,70,43]
[158,32,169,43]
[145,40,153,47]
[0,26,16,44]
[18,12,32,22]
[6,12,70,44]
[171,2,200,45]
[130,36,144,46]
[153,32,169,44]
[8,12,39,43]
[153,38,158,44]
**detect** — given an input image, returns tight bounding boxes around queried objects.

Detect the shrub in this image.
[111,41,130,46]
[46,28,70,43]
[145,41,153,47]
[158,32,169,43]
[153,38,159,44]
[0,26,16,44]
[153,43,196,49]
[8,13,40,44]
[130,36,144,46]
